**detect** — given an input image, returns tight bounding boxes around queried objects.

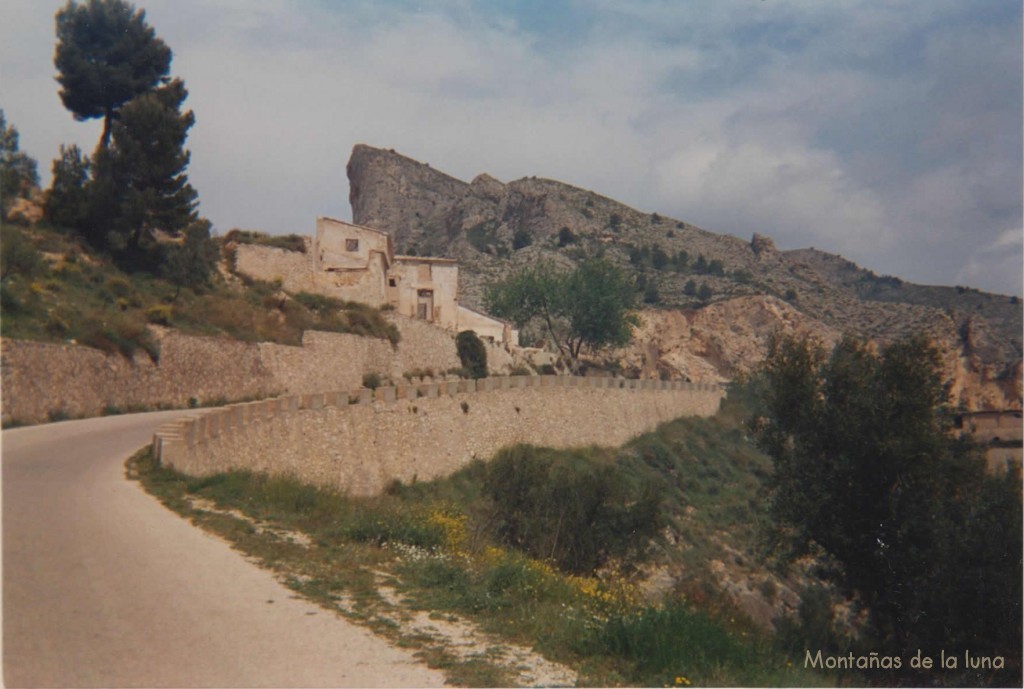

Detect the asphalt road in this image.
[2,411,444,688]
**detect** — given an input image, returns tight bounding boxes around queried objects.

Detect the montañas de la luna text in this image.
[804,649,1006,671]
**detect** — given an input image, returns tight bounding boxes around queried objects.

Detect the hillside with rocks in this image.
[347,144,1022,410]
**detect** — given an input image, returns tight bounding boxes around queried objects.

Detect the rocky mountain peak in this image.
[347,144,468,248]
[341,145,1022,409]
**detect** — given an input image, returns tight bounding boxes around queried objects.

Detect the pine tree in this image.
[54,0,172,151]
[44,144,91,230]
[88,78,197,258]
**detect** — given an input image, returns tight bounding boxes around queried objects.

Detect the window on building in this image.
[388,278,397,287]
[345,238,359,252]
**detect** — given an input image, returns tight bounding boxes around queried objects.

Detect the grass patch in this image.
[224,229,307,253]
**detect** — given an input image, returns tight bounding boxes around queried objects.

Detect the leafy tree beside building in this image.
[485,257,638,367]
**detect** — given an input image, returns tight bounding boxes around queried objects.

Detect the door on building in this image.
[417,289,434,321]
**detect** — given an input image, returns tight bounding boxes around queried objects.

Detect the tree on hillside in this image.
[54,0,172,151]
[485,261,568,354]
[562,258,639,358]
[0,110,39,214]
[44,144,90,230]
[160,217,218,296]
[485,257,639,366]
[753,334,1022,684]
[87,78,198,258]
[50,0,209,276]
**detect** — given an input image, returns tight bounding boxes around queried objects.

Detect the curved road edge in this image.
[2,411,444,687]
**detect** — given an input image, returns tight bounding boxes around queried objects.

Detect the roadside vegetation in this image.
[130,391,834,687]
[129,335,1021,687]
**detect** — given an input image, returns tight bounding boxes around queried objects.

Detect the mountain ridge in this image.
[345,144,1021,410]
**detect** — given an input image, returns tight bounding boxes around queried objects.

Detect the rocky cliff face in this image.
[347,144,1022,410]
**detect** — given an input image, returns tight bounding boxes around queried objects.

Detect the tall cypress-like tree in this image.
[54,0,172,151]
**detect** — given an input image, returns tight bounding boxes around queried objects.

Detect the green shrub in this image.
[599,602,763,686]
[482,445,663,574]
[47,409,71,423]
[105,276,132,298]
[0,225,43,282]
[79,313,159,362]
[362,372,383,390]
[456,330,488,379]
[44,314,70,338]
[341,506,445,550]
[467,220,500,254]
[145,304,173,325]
[512,228,532,250]
[402,367,435,381]
[225,229,306,253]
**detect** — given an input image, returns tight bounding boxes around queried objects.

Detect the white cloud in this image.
[955,229,1023,295]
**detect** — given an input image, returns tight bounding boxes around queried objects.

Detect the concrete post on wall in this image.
[204,414,218,439]
[375,386,397,403]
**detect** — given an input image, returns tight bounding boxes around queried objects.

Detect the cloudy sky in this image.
[2,0,1021,295]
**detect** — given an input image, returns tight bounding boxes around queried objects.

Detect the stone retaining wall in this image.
[154,376,725,496]
[1,315,511,425]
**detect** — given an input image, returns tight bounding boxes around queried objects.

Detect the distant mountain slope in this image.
[346,144,1021,409]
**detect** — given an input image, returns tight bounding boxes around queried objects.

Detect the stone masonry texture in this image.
[156,378,725,497]
[1,315,493,425]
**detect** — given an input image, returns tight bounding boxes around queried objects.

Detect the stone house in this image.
[236,216,515,344]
